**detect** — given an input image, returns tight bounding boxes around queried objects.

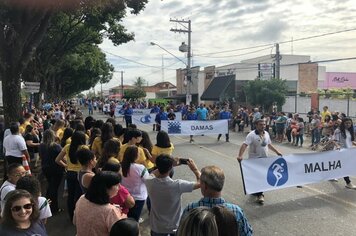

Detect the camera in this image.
[179,158,189,165]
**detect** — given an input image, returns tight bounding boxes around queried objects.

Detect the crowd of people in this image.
[0,99,355,235]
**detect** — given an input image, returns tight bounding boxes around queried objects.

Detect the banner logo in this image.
[267,158,288,187]
[168,121,182,134]
[140,115,152,123]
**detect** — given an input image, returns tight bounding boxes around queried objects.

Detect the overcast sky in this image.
[97,0,356,91]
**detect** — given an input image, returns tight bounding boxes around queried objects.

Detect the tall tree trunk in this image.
[2,69,22,126]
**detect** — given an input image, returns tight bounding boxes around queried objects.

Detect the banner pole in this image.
[238,161,247,195]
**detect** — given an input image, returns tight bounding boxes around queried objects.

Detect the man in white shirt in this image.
[144,154,201,236]
[237,119,282,204]
[3,122,30,179]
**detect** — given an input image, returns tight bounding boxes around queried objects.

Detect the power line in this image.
[195,27,356,56]
[195,46,274,58]
[103,50,181,70]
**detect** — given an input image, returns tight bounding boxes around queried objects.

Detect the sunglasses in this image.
[11,203,33,212]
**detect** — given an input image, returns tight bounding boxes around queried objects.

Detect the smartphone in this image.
[180,158,189,165]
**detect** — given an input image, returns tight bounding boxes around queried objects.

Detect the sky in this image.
[96,0,356,92]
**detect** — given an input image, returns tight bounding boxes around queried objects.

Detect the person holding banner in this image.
[154,107,168,132]
[237,119,282,204]
[332,117,356,189]
[217,106,231,142]
[186,107,198,143]
[124,104,133,128]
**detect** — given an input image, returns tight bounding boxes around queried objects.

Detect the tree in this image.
[123,88,146,100]
[133,77,146,88]
[0,0,147,126]
[244,78,288,112]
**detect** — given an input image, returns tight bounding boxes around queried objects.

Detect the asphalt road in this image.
[45,110,356,236]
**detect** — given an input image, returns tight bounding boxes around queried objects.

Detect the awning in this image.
[200,75,235,101]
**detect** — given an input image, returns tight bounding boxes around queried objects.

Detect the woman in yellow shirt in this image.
[52,119,66,143]
[96,139,121,170]
[91,123,120,159]
[119,129,154,169]
[151,130,174,163]
[55,131,87,221]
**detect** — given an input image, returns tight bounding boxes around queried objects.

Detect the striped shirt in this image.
[183,197,253,236]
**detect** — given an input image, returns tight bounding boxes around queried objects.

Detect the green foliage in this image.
[318,88,354,99]
[123,88,146,99]
[244,78,288,112]
[134,77,146,88]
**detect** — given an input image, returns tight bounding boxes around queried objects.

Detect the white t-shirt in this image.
[121,163,149,200]
[38,196,52,220]
[0,180,16,215]
[144,175,195,234]
[3,134,27,157]
[53,110,63,120]
[244,130,272,159]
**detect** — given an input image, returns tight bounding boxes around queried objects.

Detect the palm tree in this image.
[134,77,146,88]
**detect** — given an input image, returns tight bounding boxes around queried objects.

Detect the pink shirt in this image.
[74,196,126,236]
[110,185,130,214]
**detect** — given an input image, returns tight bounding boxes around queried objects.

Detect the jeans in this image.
[296,134,304,146]
[43,167,63,212]
[66,171,83,221]
[128,199,145,222]
[311,128,320,145]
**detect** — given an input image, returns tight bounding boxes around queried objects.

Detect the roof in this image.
[200,74,235,101]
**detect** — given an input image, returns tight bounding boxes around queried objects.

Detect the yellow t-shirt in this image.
[119,143,154,169]
[66,134,89,146]
[64,144,89,172]
[19,121,31,135]
[91,137,120,158]
[57,128,64,141]
[108,156,120,165]
[151,143,174,157]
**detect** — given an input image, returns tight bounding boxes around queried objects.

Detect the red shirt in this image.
[110,185,130,214]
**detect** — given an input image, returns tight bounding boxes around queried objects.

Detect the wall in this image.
[282,96,356,117]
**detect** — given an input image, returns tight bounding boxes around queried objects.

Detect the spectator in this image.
[0,190,47,236]
[211,205,239,236]
[104,163,135,215]
[16,176,52,224]
[151,131,174,164]
[60,127,73,147]
[55,131,87,221]
[77,149,97,193]
[3,122,30,179]
[39,129,64,213]
[145,154,201,236]
[118,129,154,169]
[121,146,149,222]
[110,218,140,236]
[0,164,27,214]
[177,207,218,236]
[74,171,127,236]
[23,125,40,163]
[295,117,305,147]
[88,128,101,150]
[96,139,121,169]
[92,123,119,160]
[183,166,253,236]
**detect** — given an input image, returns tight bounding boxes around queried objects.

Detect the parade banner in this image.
[240,148,356,194]
[115,108,151,117]
[161,120,228,135]
[132,113,182,125]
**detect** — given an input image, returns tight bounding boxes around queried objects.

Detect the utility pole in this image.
[120,71,124,99]
[275,43,281,79]
[170,18,191,105]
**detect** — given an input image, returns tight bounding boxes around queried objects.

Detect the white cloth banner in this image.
[240,148,356,194]
[161,120,228,135]
[132,112,182,125]
[115,108,151,117]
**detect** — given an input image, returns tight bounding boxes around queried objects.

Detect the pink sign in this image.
[321,72,356,89]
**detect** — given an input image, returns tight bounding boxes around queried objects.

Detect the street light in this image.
[150,42,187,66]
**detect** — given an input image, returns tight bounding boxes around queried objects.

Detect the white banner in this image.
[240,148,356,194]
[132,112,182,125]
[115,108,151,117]
[161,120,228,135]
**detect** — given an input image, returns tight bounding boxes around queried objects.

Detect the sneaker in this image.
[256,195,264,204]
[190,139,194,143]
[226,140,229,142]
[345,183,356,189]
[296,185,303,188]
[139,218,144,223]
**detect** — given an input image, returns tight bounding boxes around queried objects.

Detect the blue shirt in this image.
[183,197,253,236]
[151,106,160,113]
[155,112,168,123]
[196,107,208,120]
[186,113,197,120]
[219,111,231,120]
[124,108,133,117]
